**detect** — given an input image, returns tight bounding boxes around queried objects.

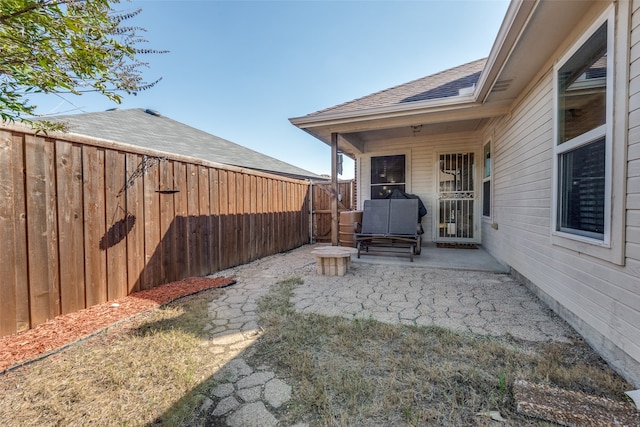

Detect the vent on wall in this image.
[492,79,513,92]
[458,84,476,96]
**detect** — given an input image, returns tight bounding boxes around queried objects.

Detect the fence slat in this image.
[125,153,145,293]
[83,146,107,305]
[209,169,220,272]
[241,173,251,264]
[276,180,283,252]
[228,171,239,267]
[249,174,257,261]
[11,134,29,332]
[56,140,85,314]
[0,131,18,335]
[105,150,127,300]
[198,166,211,276]
[142,158,161,290]
[287,183,294,248]
[218,169,230,269]
[25,136,60,325]
[173,162,189,279]
[160,160,177,283]
[44,140,60,319]
[255,176,264,259]
[267,179,274,254]
[186,163,200,275]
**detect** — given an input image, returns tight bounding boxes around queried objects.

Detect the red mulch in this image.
[0,276,235,373]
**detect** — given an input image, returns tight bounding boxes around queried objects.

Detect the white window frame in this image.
[482,140,492,220]
[362,150,411,204]
[551,4,626,265]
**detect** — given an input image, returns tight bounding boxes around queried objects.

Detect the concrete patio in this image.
[351,241,510,273]
[297,243,570,342]
[213,242,574,346]
[204,243,579,425]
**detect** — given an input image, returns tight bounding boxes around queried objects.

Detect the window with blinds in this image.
[555,19,609,241]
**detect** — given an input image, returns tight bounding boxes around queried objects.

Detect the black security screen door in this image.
[437,153,475,241]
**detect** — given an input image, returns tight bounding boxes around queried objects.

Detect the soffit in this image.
[301,99,510,156]
[485,0,600,104]
[350,118,487,143]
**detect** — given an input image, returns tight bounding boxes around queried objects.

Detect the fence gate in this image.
[436,152,476,242]
[311,180,354,242]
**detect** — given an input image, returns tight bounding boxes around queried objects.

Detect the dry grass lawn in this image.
[251,278,633,426]
[0,277,634,426]
[0,293,221,426]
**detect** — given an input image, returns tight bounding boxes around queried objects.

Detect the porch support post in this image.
[331,132,339,246]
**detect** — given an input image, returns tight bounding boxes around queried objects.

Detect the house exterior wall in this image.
[349,0,640,387]
[630,1,640,259]
[357,133,481,242]
[481,0,640,386]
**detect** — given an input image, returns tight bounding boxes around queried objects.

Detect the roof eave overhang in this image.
[474,0,539,103]
[290,96,511,145]
[289,0,542,147]
[291,93,474,126]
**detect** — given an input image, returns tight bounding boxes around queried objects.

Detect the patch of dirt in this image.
[513,380,640,426]
[0,276,235,373]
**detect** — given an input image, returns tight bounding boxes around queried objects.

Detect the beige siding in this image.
[480,1,640,386]
[349,1,640,385]
[484,72,553,259]
[630,0,640,272]
[359,133,481,241]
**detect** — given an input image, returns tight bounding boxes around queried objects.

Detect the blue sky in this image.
[30,0,510,179]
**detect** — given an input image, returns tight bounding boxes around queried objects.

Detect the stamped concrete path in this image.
[200,243,575,426]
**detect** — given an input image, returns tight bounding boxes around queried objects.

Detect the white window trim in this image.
[361,150,412,207]
[550,4,627,265]
[482,139,492,221]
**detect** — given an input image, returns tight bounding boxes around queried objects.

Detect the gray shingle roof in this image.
[48,108,321,180]
[306,58,487,117]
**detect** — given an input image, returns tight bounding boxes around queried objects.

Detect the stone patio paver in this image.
[197,244,577,426]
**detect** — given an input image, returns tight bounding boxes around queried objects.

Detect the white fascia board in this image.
[289,94,477,129]
[475,0,540,103]
[290,1,540,132]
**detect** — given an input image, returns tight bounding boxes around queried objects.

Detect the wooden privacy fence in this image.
[311,180,354,242]
[0,125,310,338]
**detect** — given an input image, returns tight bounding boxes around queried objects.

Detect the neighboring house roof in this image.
[304,58,487,117]
[47,108,322,180]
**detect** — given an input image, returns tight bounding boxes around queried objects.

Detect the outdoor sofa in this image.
[354,198,422,261]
